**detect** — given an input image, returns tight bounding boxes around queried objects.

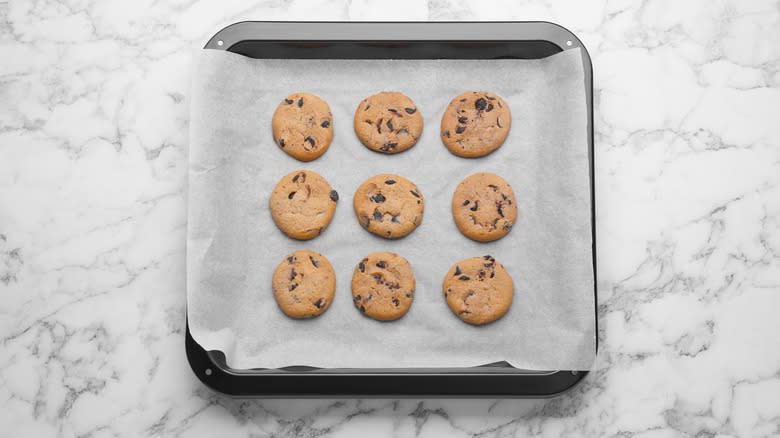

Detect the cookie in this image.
[272,93,333,162]
[269,170,338,240]
[352,252,416,321]
[452,172,517,242]
[272,250,336,319]
[353,92,423,154]
[353,174,424,239]
[442,255,513,325]
[440,91,511,158]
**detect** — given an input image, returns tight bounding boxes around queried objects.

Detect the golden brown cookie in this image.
[353,174,424,239]
[272,93,333,162]
[269,170,338,240]
[353,92,423,154]
[442,256,513,325]
[351,252,415,321]
[272,250,336,319]
[452,172,517,242]
[441,91,511,158]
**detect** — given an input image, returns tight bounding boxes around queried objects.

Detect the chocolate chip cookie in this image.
[452,172,517,242]
[353,92,423,154]
[353,174,424,239]
[269,170,338,240]
[441,91,511,158]
[272,93,333,162]
[273,250,336,319]
[442,256,513,325]
[352,252,416,321]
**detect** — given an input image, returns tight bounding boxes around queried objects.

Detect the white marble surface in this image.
[1,0,779,436]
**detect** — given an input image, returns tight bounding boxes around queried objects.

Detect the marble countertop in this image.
[1,0,779,436]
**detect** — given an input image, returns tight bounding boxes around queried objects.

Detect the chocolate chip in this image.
[385,179,396,185]
[486,103,494,112]
[372,273,383,284]
[386,120,393,132]
[475,98,487,111]
[490,271,495,278]
[462,200,470,206]
[305,136,315,147]
[454,266,462,276]
[354,294,362,302]
[458,116,468,124]
[309,256,319,267]
[405,107,416,114]
[373,209,383,221]
[292,172,305,183]
[392,298,400,307]
[321,120,330,128]
[459,98,467,102]
[488,184,498,191]
[359,305,366,313]
[470,201,479,211]
[314,298,325,309]
[376,261,387,269]
[391,215,400,223]
[456,126,466,134]
[278,138,285,148]
[289,283,298,291]
[287,256,296,264]
[284,98,293,104]
[371,193,386,203]
[410,189,421,198]
[497,203,504,217]
[377,118,383,134]
[388,108,399,114]
[289,268,297,280]
[444,130,451,138]
[297,98,303,107]
[458,275,470,281]
[287,191,296,200]
[358,260,366,272]
[364,102,371,111]
[329,190,339,202]
[483,255,494,261]
[497,117,503,128]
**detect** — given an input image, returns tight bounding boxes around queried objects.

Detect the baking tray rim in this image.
[186,20,596,397]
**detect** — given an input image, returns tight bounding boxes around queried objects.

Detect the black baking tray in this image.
[186,21,596,397]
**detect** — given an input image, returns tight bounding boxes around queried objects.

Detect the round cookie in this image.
[440,91,511,158]
[353,92,423,154]
[442,255,513,325]
[269,170,338,240]
[272,93,333,162]
[353,174,424,239]
[451,172,517,242]
[272,250,336,319]
[352,252,416,321]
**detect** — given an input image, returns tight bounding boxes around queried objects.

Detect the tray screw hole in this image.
[565,40,573,47]
[217,40,224,47]
[205,368,213,376]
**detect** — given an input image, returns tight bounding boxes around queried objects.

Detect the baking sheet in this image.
[187,48,595,370]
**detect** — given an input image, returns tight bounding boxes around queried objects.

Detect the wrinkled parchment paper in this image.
[187,48,595,370]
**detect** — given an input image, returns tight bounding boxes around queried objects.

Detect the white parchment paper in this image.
[187,48,595,370]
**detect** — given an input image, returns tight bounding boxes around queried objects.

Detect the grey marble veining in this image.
[1,0,779,436]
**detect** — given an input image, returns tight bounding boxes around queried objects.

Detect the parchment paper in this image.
[187,48,595,370]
